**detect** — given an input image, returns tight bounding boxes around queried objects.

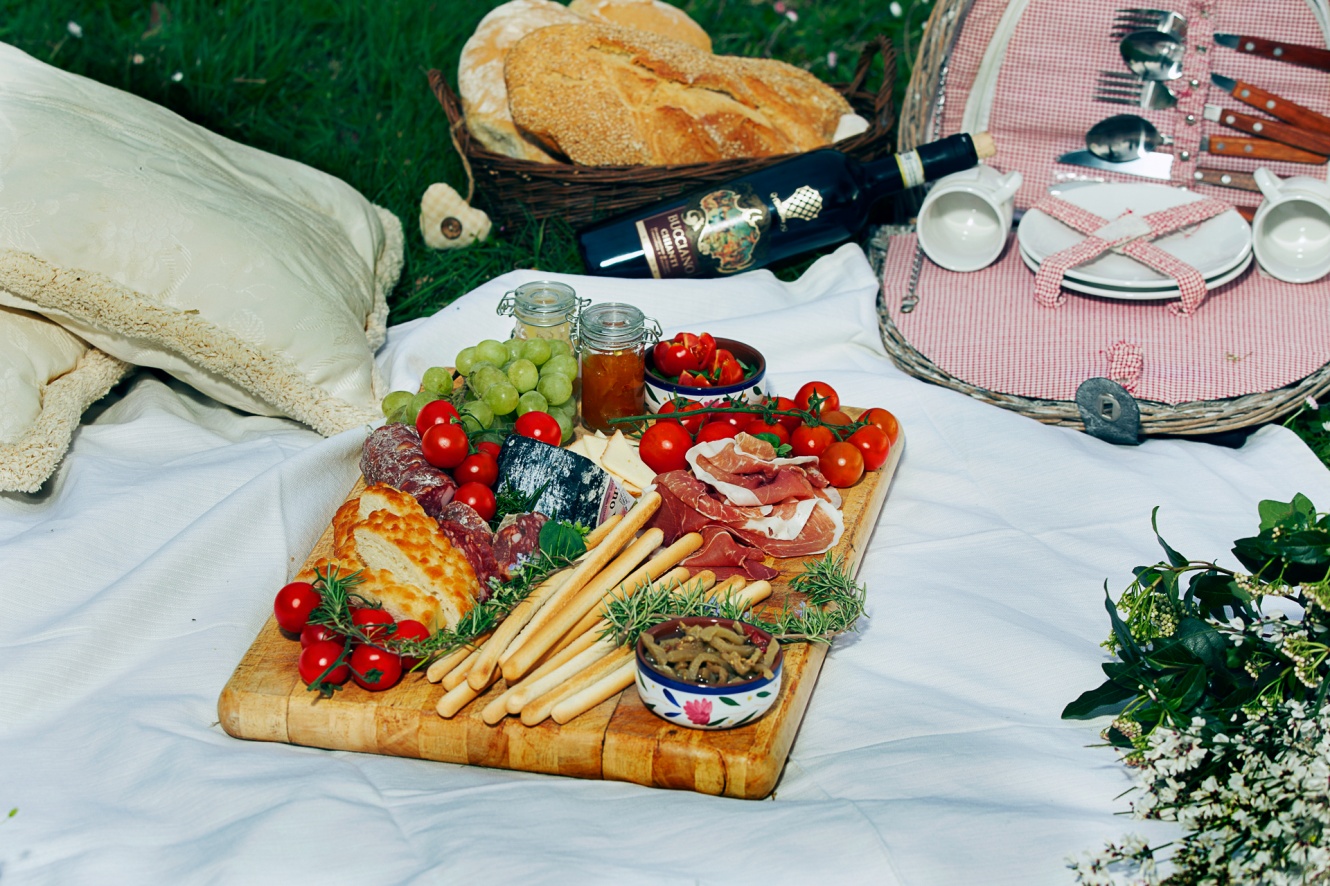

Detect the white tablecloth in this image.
[3,245,1328,884]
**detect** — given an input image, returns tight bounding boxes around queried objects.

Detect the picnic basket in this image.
[426,35,897,228]
[871,0,1330,440]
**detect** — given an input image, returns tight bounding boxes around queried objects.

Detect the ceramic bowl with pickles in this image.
[634,616,784,730]
[643,335,768,414]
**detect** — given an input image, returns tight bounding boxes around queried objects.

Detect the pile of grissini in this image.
[425,490,772,725]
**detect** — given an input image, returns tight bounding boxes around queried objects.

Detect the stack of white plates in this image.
[1017,183,1253,300]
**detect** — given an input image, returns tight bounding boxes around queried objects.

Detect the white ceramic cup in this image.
[917,165,1023,272]
[1252,167,1330,284]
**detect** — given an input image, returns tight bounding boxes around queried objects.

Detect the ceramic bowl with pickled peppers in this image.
[643,335,768,414]
[634,616,784,730]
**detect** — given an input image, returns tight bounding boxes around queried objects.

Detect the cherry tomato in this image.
[455,481,497,521]
[819,441,865,488]
[299,640,350,687]
[351,607,395,642]
[790,424,834,458]
[860,407,901,445]
[652,339,698,377]
[639,422,694,474]
[391,619,431,670]
[300,622,344,649]
[454,451,499,488]
[795,381,840,415]
[678,370,711,389]
[707,410,754,433]
[847,425,891,471]
[695,422,740,444]
[709,349,746,387]
[514,410,561,443]
[681,332,716,371]
[274,581,321,634]
[819,409,853,428]
[475,440,502,459]
[421,421,469,470]
[744,420,790,446]
[768,396,803,433]
[415,399,461,438]
[350,644,403,691]
[657,399,705,435]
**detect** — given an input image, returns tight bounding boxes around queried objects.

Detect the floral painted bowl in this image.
[634,616,784,730]
[643,337,769,414]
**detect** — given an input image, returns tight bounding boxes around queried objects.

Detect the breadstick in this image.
[584,512,624,549]
[436,670,497,718]
[519,647,634,727]
[498,493,660,670]
[424,632,491,684]
[705,574,747,601]
[731,579,772,609]
[556,534,704,642]
[501,524,664,682]
[489,637,618,722]
[442,646,484,691]
[514,625,608,695]
[551,657,636,725]
[465,571,569,690]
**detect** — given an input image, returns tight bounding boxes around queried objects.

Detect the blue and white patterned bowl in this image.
[634,616,783,731]
[643,338,769,414]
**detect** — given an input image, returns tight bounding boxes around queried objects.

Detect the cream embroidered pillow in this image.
[0,42,403,437]
[0,306,128,492]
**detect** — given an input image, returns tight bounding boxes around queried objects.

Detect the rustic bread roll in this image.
[505,23,853,166]
[458,0,583,163]
[568,0,711,51]
[353,509,480,630]
[331,483,421,559]
[298,556,446,632]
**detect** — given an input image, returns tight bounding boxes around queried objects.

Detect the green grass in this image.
[3,1,1328,464]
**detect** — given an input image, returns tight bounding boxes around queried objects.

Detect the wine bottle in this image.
[577,132,996,279]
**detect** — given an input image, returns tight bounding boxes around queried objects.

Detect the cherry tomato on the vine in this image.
[819,441,865,488]
[819,409,854,429]
[706,410,754,433]
[790,424,834,458]
[475,440,502,459]
[744,420,790,446]
[514,410,561,443]
[767,396,803,433]
[300,622,343,649]
[391,619,431,670]
[657,399,705,435]
[847,425,891,471]
[299,640,350,687]
[350,644,403,692]
[640,422,694,475]
[860,407,901,445]
[455,481,497,521]
[274,581,321,634]
[454,451,499,488]
[695,422,740,444]
[415,399,461,438]
[421,421,469,470]
[351,607,395,642]
[795,381,840,415]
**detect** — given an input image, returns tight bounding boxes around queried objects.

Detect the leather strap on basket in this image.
[1106,340,1144,393]
[1031,195,1233,316]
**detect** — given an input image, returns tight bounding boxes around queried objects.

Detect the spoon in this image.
[1086,114,1173,163]
[1120,29,1186,81]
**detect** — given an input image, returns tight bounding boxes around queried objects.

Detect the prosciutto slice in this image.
[687,434,841,510]
[682,525,780,582]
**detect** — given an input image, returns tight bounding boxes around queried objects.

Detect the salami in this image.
[360,424,456,518]
[494,512,549,582]
[437,501,500,598]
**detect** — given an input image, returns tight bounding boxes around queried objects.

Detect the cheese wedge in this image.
[602,430,656,490]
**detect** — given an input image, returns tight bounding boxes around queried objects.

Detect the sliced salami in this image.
[494,512,549,582]
[360,423,457,518]
[437,501,500,600]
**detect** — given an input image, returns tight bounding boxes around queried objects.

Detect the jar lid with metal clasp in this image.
[575,302,661,353]
[496,281,587,338]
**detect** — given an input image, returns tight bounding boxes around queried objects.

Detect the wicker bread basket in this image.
[873,0,1330,438]
[427,35,897,228]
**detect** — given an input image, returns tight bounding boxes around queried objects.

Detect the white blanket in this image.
[3,245,1328,884]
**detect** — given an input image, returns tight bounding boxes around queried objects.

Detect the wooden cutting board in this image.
[219,424,903,799]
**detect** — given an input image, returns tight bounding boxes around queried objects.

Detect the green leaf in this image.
[1258,497,1299,531]
[1173,617,1229,673]
[1105,589,1143,664]
[1062,679,1137,720]
[539,519,586,561]
[1173,666,1208,713]
[1150,506,1189,568]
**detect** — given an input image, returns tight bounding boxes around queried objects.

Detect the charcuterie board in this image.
[218,422,903,799]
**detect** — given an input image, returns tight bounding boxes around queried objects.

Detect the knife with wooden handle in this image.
[1201,135,1326,164]
[1214,33,1330,73]
[1203,104,1330,155]
[1190,168,1260,192]
[1211,73,1330,137]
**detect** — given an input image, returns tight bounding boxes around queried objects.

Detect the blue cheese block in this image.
[497,435,635,528]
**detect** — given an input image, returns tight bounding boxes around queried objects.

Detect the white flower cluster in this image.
[1070,702,1330,884]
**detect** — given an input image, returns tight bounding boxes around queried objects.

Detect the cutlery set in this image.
[1060,8,1330,192]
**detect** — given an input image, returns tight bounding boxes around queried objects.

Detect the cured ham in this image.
[687,435,841,510]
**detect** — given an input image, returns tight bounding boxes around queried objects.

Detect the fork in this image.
[1111,7,1187,39]
[1095,71,1179,109]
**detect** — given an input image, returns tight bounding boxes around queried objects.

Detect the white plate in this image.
[1018,243,1253,300]
[1018,183,1252,289]
[1019,240,1253,290]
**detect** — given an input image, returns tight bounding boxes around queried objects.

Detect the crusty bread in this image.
[332,483,421,561]
[568,0,711,51]
[297,556,445,632]
[458,0,583,163]
[352,509,480,631]
[505,23,852,166]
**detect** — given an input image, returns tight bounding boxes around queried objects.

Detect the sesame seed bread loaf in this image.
[567,0,711,51]
[298,556,446,632]
[352,509,480,630]
[504,23,852,167]
[331,483,422,561]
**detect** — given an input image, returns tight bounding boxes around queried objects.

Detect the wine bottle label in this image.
[895,150,926,189]
[634,184,771,278]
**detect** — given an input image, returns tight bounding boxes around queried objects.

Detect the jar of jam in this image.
[496,281,586,347]
[577,302,659,434]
